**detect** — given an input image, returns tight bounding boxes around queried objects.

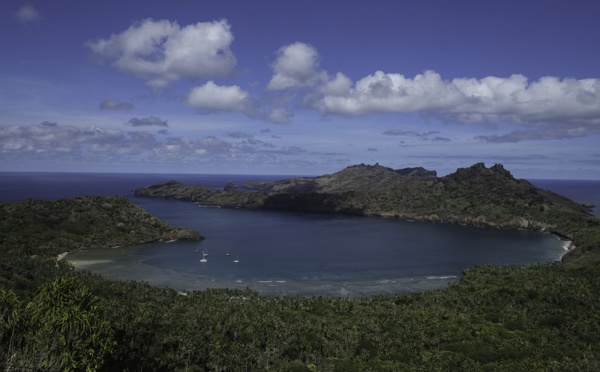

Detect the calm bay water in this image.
[2,172,598,296]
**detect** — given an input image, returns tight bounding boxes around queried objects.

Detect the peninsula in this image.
[0,195,202,258]
[135,162,599,260]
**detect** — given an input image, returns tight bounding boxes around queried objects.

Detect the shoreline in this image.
[56,251,69,261]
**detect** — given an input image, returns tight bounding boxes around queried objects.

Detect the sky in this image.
[1,0,599,179]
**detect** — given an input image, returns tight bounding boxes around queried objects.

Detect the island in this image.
[1,163,599,371]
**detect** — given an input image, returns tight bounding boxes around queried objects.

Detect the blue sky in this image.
[1,0,599,179]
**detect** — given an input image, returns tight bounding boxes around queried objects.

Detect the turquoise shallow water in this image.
[2,172,592,296]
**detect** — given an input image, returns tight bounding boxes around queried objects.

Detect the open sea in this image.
[2,172,599,296]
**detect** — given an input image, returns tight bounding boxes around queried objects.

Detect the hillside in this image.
[134,163,598,246]
[2,170,600,370]
[0,195,202,256]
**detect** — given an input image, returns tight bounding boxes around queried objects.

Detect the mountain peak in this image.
[447,162,515,182]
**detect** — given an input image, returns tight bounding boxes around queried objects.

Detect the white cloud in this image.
[315,70,463,115]
[267,42,325,90]
[318,72,352,96]
[0,123,124,156]
[86,19,236,87]
[267,107,294,124]
[14,5,41,23]
[185,82,295,124]
[186,81,250,111]
[313,70,600,132]
[0,121,356,173]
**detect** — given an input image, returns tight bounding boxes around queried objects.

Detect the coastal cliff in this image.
[134,163,596,237]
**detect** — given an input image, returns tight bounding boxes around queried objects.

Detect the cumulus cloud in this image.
[86,19,236,88]
[267,42,325,90]
[100,99,134,110]
[185,82,295,124]
[186,81,250,111]
[14,5,41,23]
[126,116,169,127]
[314,70,600,132]
[318,72,352,96]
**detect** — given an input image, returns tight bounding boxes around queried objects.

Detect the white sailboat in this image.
[233,255,239,263]
[200,250,208,263]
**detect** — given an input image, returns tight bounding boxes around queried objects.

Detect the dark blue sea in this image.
[2,172,598,296]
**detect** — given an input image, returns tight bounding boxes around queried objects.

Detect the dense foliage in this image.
[0,195,201,257]
[2,254,600,371]
[2,176,600,370]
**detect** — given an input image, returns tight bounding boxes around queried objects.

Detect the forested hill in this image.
[134,162,598,245]
[2,169,600,370]
[0,195,202,257]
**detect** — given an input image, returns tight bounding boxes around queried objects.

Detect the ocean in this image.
[2,172,599,296]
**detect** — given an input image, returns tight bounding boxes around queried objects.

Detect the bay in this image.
[2,172,594,296]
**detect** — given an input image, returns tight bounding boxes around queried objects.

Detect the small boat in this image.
[233,255,239,263]
[200,251,208,263]
[225,251,230,256]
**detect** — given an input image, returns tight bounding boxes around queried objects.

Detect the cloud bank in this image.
[0,123,123,156]
[86,19,236,88]
[84,20,600,143]
[313,71,600,129]
[261,42,600,142]
[0,122,311,165]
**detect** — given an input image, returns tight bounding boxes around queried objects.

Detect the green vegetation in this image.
[2,167,600,370]
[135,163,596,235]
[0,195,201,257]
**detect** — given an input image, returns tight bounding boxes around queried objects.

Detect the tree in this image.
[2,275,115,371]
